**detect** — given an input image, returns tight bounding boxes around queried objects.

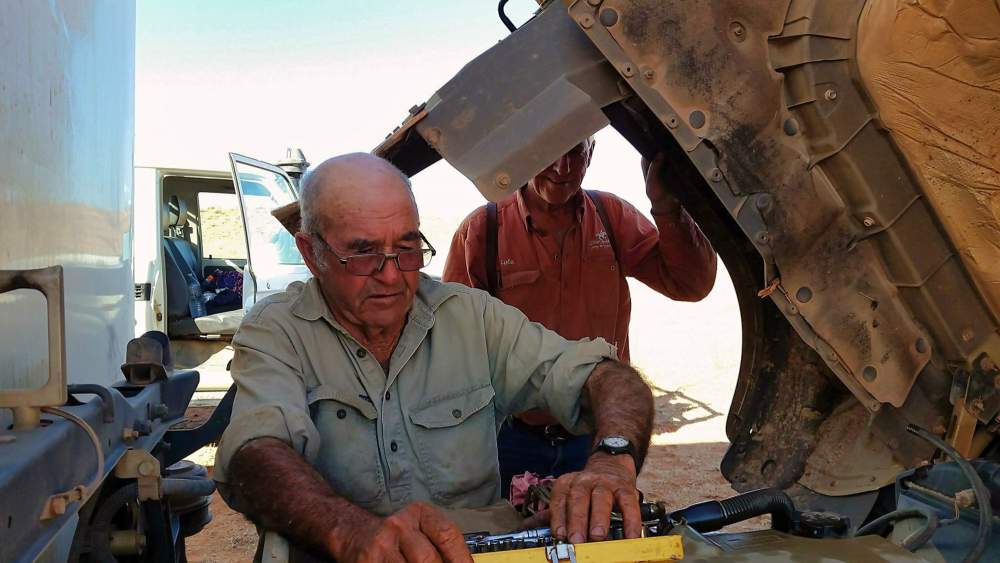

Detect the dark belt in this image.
[510,416,574,445]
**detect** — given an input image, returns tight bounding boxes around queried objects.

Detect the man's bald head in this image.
[299,152,416,236]
[294,153,424,337]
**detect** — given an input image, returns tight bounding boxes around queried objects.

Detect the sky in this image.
[135,0,650,226]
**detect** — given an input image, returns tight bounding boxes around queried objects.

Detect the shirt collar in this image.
[515,186,586,233]
[291,273,449,330]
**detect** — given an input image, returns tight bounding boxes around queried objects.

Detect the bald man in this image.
[214,153,654,562]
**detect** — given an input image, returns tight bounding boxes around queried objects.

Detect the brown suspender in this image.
[587,190,619,265]
[485,200,500,296]
[484,190,618,297]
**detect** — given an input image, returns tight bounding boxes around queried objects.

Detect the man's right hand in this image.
[333,502,473,563]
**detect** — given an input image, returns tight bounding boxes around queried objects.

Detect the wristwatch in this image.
[593,435,639,468]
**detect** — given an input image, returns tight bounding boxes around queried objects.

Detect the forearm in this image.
[582,360,654,470]
[227,437,376,558]
[648,198,718,301]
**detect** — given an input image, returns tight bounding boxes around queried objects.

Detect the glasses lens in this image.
[345,254,383,276]
[396,250,427,271]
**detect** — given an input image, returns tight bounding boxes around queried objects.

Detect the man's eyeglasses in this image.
[312,232,436,276]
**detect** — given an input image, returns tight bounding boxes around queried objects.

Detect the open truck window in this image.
[197,192,247,261]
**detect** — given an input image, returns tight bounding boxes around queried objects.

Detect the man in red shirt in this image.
[442,137,717,496]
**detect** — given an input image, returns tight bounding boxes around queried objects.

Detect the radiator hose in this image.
[665,488,795,533]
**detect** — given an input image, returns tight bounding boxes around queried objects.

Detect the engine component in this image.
[903,425,993,562]
[896,458,1000,562]
[857,507,939,551]
[792,511,851,539]
[664,488,796,533]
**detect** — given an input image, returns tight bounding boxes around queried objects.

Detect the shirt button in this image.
[452,409,462,419]
[336,409,347,419]
[384,391,391,401]
[390,441,398,452]
[356,348,367,358]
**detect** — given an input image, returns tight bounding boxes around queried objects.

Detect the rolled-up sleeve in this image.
[483,294,618,435]
[214,306,321,487]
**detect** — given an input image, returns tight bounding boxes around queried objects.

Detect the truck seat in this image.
[162,197,242,337]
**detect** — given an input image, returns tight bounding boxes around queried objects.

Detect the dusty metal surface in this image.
[0,267,67,411]
[564,0,1000,492]
[571,0,936,409]
[376,4,628,202]
[375,0,1000,498]
[857,0,1000,323]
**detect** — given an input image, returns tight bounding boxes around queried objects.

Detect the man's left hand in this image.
[642,154,681,215]
[547,452,642,543]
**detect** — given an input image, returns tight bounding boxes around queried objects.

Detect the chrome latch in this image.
[547,543,577,563]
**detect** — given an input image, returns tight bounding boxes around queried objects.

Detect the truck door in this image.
[228,153,309,308]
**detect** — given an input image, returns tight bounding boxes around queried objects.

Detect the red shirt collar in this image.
[515,186,586,233]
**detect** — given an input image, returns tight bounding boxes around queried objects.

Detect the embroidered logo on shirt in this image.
[590,230,612,249]
[501,258,515,265]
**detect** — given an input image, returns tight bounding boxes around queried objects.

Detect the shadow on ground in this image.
[649,384,723,435]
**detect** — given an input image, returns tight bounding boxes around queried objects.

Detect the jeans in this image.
[498,419,593,499]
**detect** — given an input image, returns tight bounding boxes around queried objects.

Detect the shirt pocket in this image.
[408,384,499,505]
[498,269,541,303]
[308,385,385,507]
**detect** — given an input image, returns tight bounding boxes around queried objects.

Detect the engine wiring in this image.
[906,424,993,563]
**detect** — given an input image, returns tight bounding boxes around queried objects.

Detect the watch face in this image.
[603,436,629,449]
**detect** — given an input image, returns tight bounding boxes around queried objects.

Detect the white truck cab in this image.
[133,152,308,392]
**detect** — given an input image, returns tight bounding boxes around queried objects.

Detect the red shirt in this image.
[442,188,717,363]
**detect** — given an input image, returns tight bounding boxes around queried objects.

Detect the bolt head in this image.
[863,216,876,228]
[962,328,975,342]
[578,15,594,29]
[824,89,838,100]
[495,173,511,188]
[729,21,746,42]
[755,193,774,210]
[599,8,619,27]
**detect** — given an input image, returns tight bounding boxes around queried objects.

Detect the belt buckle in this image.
[543,424,567,445]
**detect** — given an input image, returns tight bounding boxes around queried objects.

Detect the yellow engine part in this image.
[472,536,684,562]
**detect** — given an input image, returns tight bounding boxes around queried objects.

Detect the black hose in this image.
[667,488,795,533]
[907,424,992,563]
[857,507,939,551]
[498,0,517,32]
